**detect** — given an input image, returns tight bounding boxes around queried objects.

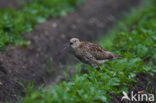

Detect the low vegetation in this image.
[19,0,155,103]
[0,0,83,50]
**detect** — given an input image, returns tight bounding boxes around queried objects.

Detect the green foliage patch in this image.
[19,0,156,103]
[0,0,83,50]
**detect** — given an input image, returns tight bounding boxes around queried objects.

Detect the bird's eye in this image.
[70,42,73,45]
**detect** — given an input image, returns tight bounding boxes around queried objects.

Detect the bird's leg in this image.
[90,64,97,69]
[95,66,100,70]
[90,63,101,70]
[84,53,101,69]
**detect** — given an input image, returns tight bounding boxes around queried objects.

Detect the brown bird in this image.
[67,38,122,68]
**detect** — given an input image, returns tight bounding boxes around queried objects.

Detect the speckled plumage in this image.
[69,38,121,67]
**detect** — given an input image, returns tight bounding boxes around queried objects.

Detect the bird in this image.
[66,38,122,68]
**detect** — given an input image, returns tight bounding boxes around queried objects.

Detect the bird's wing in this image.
[82,42,115,60]
[74,45,99,65]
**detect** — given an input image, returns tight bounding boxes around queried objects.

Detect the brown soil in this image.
[0,0,146,103]
[0,0,29,9]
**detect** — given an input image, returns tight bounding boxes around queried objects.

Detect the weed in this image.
[0,0,84,50]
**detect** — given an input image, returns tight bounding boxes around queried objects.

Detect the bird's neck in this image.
[72,42,81,50]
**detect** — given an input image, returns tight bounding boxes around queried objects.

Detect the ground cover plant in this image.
[19,0,156,103]
[0,0,83,50]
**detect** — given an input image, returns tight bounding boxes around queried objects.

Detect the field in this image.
[0,0,155,103]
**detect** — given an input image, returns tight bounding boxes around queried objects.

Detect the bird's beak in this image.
[64,42,71,49]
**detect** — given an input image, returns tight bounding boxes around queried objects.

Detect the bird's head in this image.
[69,38,80,49]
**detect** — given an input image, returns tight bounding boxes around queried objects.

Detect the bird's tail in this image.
[112,54,122,59]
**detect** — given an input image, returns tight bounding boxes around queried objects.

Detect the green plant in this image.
[0,0,84,50]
